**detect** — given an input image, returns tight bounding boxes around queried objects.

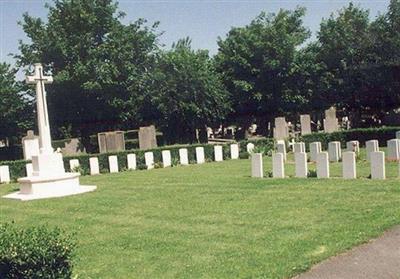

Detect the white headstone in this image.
[276,142,287,161]
[317,152,329,178]
[274,117,289,140]
[323,107,339,133]
[144,152,154,169]
[309,142,321,162]
[251,153,263,178]
[162,150,172,167]
[69,159,80,172]
[196,147,205,164]
[26,163,33,177]
[396,131,400,140]
[230,144,239,159]
[342,151,356,179]
[214,145,223,162]
[108,155,119,173]
[246,143,255,153]
[293,142,305,153]
[300,114,312,135]
[295,152,308,178]
[370,151,385,179]
[366,140,379,162]
[89,157,100,175]
[346,140,360,153]
[179,148,189,165]
[127,154,137,170]
[22,130,40,160]
[272,153,285,178]
[387,139,400,161]
[328,141,341,162]
[0,165,10,183]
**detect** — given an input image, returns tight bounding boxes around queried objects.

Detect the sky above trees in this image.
[0,0,390,69]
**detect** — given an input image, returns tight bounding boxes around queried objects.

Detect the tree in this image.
[16,0,160,143]
[215,8,310,137]
[314,2,400,127]
[147,38,230,143]
[0,63,33,143]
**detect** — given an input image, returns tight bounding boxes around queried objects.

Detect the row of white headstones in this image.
[251,139,400,179]
[0,144,244,183]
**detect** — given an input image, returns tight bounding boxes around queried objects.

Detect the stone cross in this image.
[26,63,54,155]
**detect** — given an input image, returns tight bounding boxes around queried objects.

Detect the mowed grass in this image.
[1,149,400,279]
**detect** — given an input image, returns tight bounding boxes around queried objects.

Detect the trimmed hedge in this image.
[0,223,75,279]
[301,127,400,150]
[0,138,275,182]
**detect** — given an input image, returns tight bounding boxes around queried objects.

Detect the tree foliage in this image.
[0,63,33,142]
[148,38,230,143]
[216,8,310,134]
[16,0,160,139]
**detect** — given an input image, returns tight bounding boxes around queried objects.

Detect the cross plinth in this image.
[27,63,54,155]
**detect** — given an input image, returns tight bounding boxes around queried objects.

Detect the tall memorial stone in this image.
[4,63,96,200]
[22,130,40,160]
[274,117,289,140]
[300,114,311,135]
[138,125,158,150]
[323,107,339,133]
[98,131,125,153]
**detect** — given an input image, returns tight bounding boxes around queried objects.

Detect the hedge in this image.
[301,127,400,150]
[0,138,275,182]
[0,223,75,279]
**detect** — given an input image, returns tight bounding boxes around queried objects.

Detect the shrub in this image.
[0,223,75,279]
[301,127,400,150]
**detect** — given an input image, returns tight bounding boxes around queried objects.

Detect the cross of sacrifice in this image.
[26,63,54,154]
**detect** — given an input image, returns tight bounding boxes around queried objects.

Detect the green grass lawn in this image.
[1,149,400,278]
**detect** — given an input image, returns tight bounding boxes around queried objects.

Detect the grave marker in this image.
[370,151,385,179]
[179,148,189,165]
[295,152,308,178]
[317,152,330,178]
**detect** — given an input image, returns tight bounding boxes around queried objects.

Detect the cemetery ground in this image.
[1,149,400,278]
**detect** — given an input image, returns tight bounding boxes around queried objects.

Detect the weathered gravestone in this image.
[300,114,312,135]
[274,117,289,140]
[22,130,40,160]
[138,125,158,150]
[323,107,339,133]
[59,138,86,156]
[98,131,125,154]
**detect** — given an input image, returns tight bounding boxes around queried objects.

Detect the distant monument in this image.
[139,125,158,150]
[274,117,289,140]
[98,131,125,153]
[22,130,40,160]
[323,107,339,133]
[4,63,96,200]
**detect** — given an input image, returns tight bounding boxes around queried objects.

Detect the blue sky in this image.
[0,0,391,67]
